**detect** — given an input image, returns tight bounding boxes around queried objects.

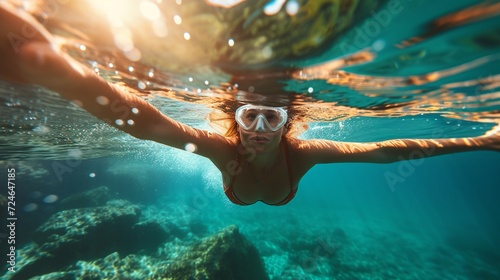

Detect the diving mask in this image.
[235,105,288,132]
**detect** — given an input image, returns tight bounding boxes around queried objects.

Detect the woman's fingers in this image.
[0,2,52,45]
[485,124,500,137]
[0,2,65,85]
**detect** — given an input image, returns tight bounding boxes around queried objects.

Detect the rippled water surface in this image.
[1,0,499,159]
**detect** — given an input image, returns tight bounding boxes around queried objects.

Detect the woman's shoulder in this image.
[284,137,319,161]
[206,134,239,165]
[283,137,317,180]
[284,137,319,151]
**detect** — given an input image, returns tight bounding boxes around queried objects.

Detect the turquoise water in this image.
[1,0,500,279]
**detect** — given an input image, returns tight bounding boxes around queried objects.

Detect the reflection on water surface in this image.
[1,0,499,159]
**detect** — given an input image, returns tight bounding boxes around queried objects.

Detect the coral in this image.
[13,225,269,280]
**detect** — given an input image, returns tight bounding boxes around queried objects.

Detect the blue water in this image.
[1,0,500,279]
[4,132,500,279]
[3,145,499,279]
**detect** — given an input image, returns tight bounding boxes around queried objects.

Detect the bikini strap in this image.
[224,149,249,205]
[282,138,294,192]
[226,149,242,189]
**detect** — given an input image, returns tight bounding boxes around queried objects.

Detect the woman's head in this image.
[233,104,289,152]
[207,102,308,140]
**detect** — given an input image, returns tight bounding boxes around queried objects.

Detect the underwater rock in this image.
[29,252,158,280]
[333,227,348,241]
[22,225,268,280]
[259,240,281,256]
[123,221,170,254]
[8,205,140,280]
[187,218,209,236]
[164,220,188,240]
[33,205,140,246]
[160,225,269,280]
[58,185,111,210]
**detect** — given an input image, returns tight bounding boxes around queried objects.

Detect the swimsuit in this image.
[224,140,297,206]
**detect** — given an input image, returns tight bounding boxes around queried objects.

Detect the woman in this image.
[1,3,498,206]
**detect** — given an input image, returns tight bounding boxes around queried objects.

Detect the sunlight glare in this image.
[87,0,135,20]
[124,48,142,61]
[264,0,286,16]
[140,0,161,21]
[205,0,246,8]
[113,29,134,52]
[152,20,168,37]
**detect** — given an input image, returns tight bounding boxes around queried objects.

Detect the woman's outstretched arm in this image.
[296,125,499,167]
[0,2,233,161]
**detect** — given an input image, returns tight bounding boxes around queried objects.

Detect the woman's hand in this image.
[0,2,84,88]
[477,124,500,151]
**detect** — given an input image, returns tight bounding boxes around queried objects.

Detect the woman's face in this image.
[238,125,285,154]
[234,104,288,153]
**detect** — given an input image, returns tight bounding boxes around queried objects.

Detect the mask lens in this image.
[240,109,259,127]
[263,111,282,128]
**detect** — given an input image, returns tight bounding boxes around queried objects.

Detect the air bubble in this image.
[184,143,197,153]
[96,96,109,105]
[24,203,38,212]
[33,125,50,134]
[262,45,273,59]
[43,194,58,204]
[286,0,299,16]
[174,15,182,25]
[372,39,386,52]
[68,149,82,158]
[264,0,286,16]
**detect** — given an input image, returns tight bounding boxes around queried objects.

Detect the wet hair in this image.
[207,104,308,139]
